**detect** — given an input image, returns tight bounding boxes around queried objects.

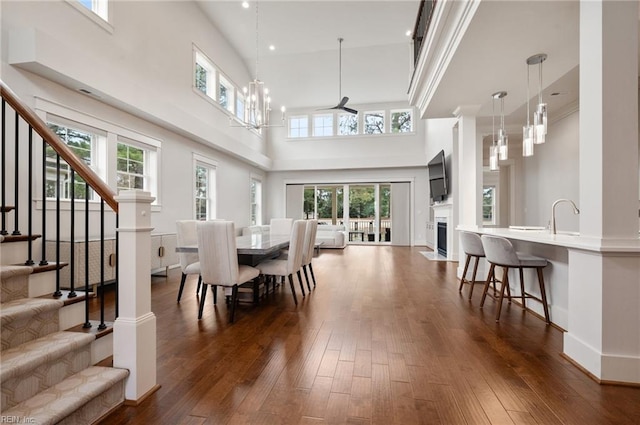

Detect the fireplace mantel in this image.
[431,203,457,261]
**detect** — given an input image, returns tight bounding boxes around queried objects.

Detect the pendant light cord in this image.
[338,38,343,100]
[492,96,496,146]
[255,0,259,81]
[526,64,531,126]
[538,60,543,105]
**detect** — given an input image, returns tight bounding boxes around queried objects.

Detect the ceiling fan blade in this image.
[342,106,358,115]
[337,96,349,108]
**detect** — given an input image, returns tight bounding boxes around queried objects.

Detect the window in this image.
[219,74,235,113]
[194,156,217,220]
[45,123,100,200]
[391,110,412,133]
[73,0,109,21]
[236,92,246,122]
[250,177,263,225]
[289,116,309,138]
[364,112,384,134]
[194,51,216,100]
[116,142,146,192]
[313,114,333,137]
[338,113,358,136]
[483,186,496,225]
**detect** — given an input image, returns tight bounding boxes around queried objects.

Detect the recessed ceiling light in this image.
[269,45,275,51]
[405,30,412,37]
[242,1,249,9]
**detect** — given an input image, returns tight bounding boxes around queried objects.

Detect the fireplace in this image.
[437,221,447,257]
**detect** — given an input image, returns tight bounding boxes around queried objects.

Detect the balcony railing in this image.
[412,0,437,66]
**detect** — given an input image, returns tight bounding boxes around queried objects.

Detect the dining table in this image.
[175,233,290,266]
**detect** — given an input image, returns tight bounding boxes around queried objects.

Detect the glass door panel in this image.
[379,184,391,243]
[348,185,375,243]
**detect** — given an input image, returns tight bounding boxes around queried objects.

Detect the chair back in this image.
[460,231,485,257]
[176,220,199,271]
[481,234,520,267]
[270,218,293,237]
[302,220,318,265]
[286,220,307,274]
[197,220,239,286]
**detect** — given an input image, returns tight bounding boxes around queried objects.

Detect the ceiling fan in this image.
[322,38,357,115]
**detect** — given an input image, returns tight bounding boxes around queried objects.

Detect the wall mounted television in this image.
[428,149,448,202]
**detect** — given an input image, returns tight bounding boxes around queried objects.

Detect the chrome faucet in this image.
[550,199,580,234]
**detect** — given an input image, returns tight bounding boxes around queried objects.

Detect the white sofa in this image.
[316,224,347,249]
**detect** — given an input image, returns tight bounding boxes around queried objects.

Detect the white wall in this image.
[266,167,430,246]
[522,110,580,231]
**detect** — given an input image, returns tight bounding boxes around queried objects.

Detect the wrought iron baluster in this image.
[54,154,62,297]
[25,125,34,265]
[99,199,106,330]
[69,169,76,298]
[12,111,20,235]
[40,138,48,265]
[83,182,91,328]
[1,99,7,236]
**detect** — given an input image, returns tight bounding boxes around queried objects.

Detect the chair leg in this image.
[519,267,526,308]
[177,273,187,302]
[212,285,217,305]
[480,263,496,307]
[196,275,202,294]
[496,267,510,321]
[459,254,471,292]
[468,256,480,299]
[537,267,550,324]
[229,284,238,323]
[303,265,311,292]
[297,270,306,296]
[309,263,317,287]
[198,284,208,320]
[252,277,260,305]
[288,274,298,305]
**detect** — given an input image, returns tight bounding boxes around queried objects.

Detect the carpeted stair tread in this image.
[0,265,34,280]
[0,265,33,303]
[1,366,129,425]
[0,331,95,383]
[0,298,64,325]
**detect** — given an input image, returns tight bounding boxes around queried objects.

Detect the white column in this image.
[453,105,482,272]
[113,190,158,401]
[564,0,640,384]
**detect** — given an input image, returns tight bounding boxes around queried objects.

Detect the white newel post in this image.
[113,190,158,402]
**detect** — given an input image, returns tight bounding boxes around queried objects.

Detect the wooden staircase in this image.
[0,234,128,423]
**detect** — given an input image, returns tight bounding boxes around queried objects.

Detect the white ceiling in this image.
[196,0,420,110]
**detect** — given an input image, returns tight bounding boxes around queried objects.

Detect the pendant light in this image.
[526,53,547,144]
[522,60,534,157]
[489,93,500,171]
[491,91,509,161]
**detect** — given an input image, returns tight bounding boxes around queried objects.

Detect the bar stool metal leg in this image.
[536,267,550,323]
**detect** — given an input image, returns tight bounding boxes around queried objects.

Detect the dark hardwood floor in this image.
[98,246,640,424]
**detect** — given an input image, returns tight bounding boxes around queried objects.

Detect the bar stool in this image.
[458,231,486,299]
[479,234,550,323]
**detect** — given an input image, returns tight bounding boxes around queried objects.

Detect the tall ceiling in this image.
[196,0,421,110]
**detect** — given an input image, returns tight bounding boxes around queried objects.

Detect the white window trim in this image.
[288,115,309,138]
[193,153,218,220]
[193,48,217,101]
[34,97,163,211]
[64,0,113,33]
[363,110,386,134]
[250,175,263,226]
[312,113,334,137]
[390,109,413,133]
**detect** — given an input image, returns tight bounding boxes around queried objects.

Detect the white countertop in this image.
[457,225,640,253]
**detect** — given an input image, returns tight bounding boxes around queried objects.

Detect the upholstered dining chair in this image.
[258,219,307,305]
[270,218,293,236]
[301,219,318,290]
[480,234,550,323]
[196,220,261,323]
[175,220,201,302]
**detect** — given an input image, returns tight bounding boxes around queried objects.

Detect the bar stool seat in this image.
[479,234,550,324]
[458,231,487,299]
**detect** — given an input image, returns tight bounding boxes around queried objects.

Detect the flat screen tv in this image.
[428,149,448,202]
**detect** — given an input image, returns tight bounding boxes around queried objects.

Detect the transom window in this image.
[289,116,309,138]
[313,114,333,137]
[219,74,235,113]
[195,51,216,100]
[364,111,385,134]
[391,110,412,133]
[72,0,109,22]
[338,113,358,136]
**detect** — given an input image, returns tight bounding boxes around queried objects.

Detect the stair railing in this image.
[1,80,119,331]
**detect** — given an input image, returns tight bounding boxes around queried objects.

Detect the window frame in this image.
[390,109,413,133]
[193,154,218,221]
[482,185,497,225]
[312,114,334,137]
[364,111,385,134]
[250,176,263,226]
[288,115,309,138]
[65,0,112,32]
[194,49,217,101]
[337,113,359,136]
[218,73,235,114]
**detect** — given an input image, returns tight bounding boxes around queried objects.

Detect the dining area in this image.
[174,218,319,323]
